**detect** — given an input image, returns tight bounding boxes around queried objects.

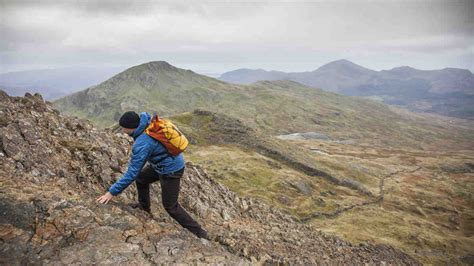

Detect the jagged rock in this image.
[221,209,231,221]
[0,90,9,100]
[0,91,420,265]
[290,180,313,195]
[240,199,249,211]
[320,190,336,196]
[277,194,291,205]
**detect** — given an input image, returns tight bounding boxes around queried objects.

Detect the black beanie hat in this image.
[119,111,140,128]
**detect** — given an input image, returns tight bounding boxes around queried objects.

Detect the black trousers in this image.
[135,164,205,237]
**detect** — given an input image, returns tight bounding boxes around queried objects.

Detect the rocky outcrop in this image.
[0,91,419,264]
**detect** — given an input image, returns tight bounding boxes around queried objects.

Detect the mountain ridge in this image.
[219,60,474,119]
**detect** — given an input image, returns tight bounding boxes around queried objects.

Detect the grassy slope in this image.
[169,109,473,264]
[178,121,473,264]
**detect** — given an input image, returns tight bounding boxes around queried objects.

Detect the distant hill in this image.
[0,66,125,100]
[219,60,474,119]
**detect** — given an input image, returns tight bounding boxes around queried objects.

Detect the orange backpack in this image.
[145,114,189,156]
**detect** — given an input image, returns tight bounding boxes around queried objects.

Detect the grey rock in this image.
[290,180,313,196]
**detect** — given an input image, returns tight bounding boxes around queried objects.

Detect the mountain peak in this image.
[101,60,185,88]
[316,59,373,72]
[110,60,202,84]
[134,61,178,72]
[331,59,354,65]
[389,66,416,72]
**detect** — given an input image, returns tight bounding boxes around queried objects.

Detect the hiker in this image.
[97,111,210,240]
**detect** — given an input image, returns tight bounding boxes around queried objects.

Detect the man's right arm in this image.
[108,140,151,196]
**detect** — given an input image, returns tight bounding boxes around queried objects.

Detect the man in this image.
[97,111,209,240]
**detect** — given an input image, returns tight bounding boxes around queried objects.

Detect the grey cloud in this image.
[1,0,266,18]
[0,23,65,51]
[0,0,473,73]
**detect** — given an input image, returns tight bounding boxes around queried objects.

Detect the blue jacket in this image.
[109,112,185,196]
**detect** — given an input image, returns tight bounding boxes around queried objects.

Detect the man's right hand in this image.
[96,192,114,204]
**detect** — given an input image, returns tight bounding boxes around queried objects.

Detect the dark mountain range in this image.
[219,60,474,119]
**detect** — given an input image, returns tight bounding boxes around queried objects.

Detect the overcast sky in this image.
[1,0,473,75]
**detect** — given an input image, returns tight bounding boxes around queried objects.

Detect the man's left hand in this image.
[97,192,114,204]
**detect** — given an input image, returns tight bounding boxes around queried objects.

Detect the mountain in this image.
[291,59,378,92]
[218,59,379,91]
[380,66,474,94]
[0,66,125,100]
[54,61,234,127]
[54,61,470,149]
[218,60,474,119]
[0,91,422,264]
[48,61,474,263]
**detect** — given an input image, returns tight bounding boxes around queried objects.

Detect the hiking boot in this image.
[128,202,151,214]
[195,229,211,241]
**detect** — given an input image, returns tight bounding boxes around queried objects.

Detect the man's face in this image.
[121,127,135,136]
